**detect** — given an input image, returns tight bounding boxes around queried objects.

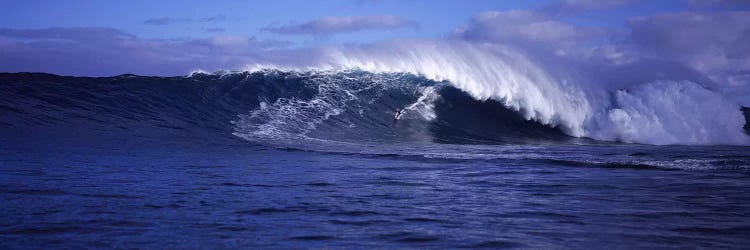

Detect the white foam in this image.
[231,70,441,142]
[403,86,439,121]
[591,81,749,145]
[243,40,748,145]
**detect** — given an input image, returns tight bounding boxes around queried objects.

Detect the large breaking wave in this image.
[1,67,748,147]
[247,41,750,145]
[2,40,749,146]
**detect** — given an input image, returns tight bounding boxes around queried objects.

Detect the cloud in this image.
[0,27,135,41]
[453,10,608,51]
[625,11,750,104]
[144,17,174,25]
[544,0,638,15]
[0,27,294,76]
[686,0,750,9]
[628,12,750,80]
[201,15,226,22]
[452,8,750,79]
[144,15,227,26]
[204,27,225,33]
[450,7,750,106]
[262,15,419,35]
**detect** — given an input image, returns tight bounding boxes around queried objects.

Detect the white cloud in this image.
[544,0,639,15]
[453,10,607,50]
[627,11,750,102]
[0,27,294,76]
[263,15,418,35]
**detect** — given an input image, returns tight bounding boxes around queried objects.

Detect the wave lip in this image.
[249,40,750,145]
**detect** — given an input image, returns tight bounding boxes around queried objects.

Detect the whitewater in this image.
[244,41,749,145]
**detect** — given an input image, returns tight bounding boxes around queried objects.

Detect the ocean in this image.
[1,71,749,248]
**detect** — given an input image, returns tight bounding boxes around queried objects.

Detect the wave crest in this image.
[246,41,749,145]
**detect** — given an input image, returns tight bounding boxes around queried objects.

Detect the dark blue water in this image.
[3,142,750,248]
[2,72,750,248]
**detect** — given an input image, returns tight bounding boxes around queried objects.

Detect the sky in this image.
[1,0,555,45]
[0,0,749,80]
[1,0,692,44]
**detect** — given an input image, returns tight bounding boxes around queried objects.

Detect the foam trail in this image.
[403,86,439,121]
[245,40,749,145]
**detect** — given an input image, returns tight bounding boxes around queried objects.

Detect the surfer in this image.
[392,108,403,127]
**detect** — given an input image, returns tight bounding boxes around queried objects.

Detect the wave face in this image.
[1,69,748,147]
[252,41,749,145]
[0,71,575,148]
[230,70,574,145]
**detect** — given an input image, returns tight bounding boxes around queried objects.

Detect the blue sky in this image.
[1,0,551,45]
[1,0,688,46]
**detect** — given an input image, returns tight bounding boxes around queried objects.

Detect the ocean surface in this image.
[2,71,750,248]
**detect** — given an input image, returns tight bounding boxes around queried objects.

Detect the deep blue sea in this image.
[2,71,750,248]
